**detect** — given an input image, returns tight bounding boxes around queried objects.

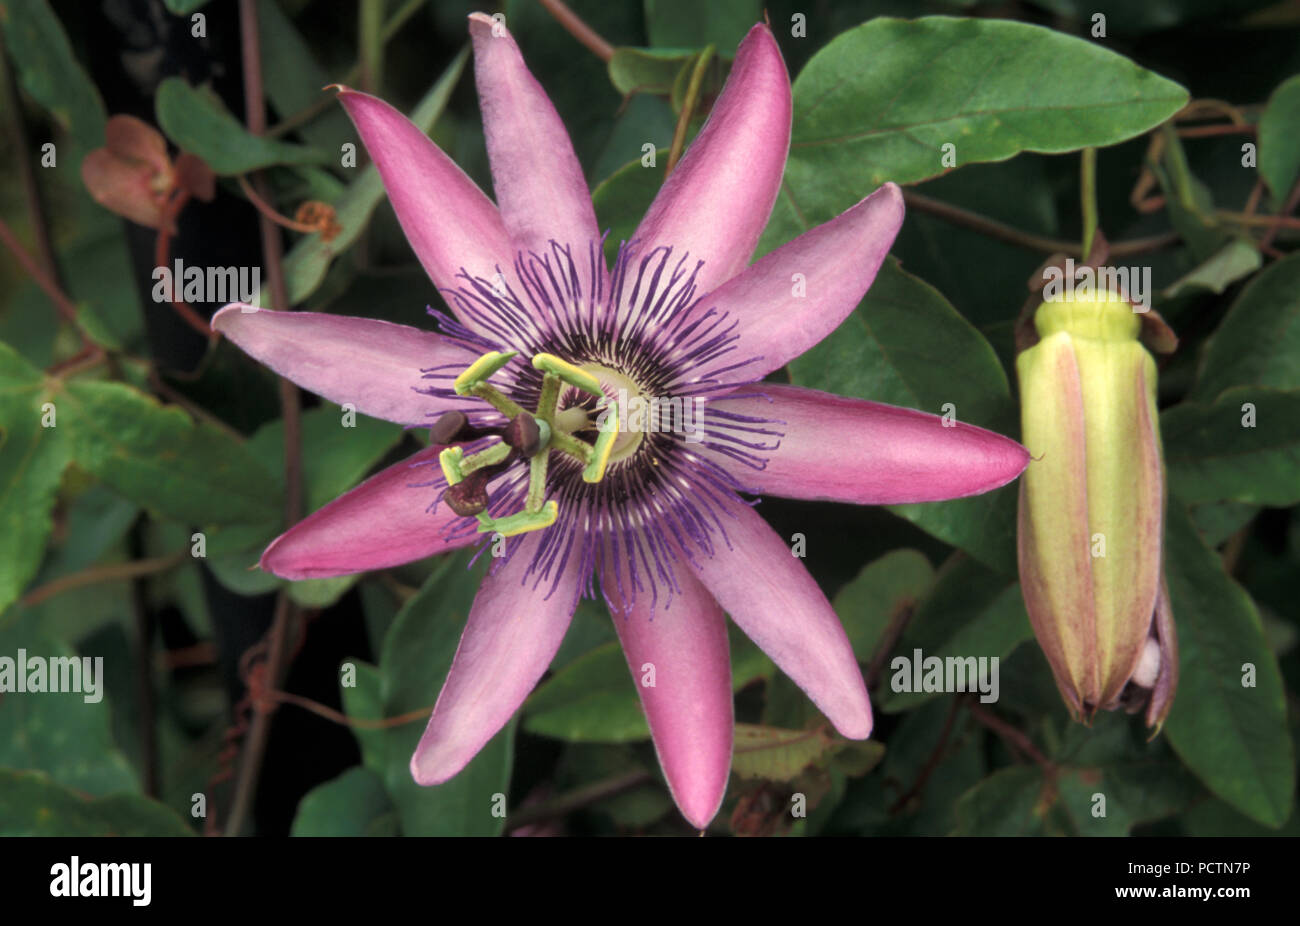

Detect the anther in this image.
[430,410,471,445]
[503,412,545,457]
[453,350,517,396]
[441,348,624,535]
[443,456,514,517]
[444,471,491,517]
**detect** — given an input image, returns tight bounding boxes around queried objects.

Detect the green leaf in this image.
[730,723,879,782]
[786,258,1014,426]
[1258,74,1300,199]
[283,49,469,304]
[1190,501,1258,548]
[952,765,1048,835]
[592,780,673,827]
[13,557,137,648]
[163,0,210,13]
[1162,503,1295,827]
[730,623,775,690]
[205,407,404,601]
[247,405,404,515]
[760,669,818,731]
[549,597,616,668]
[1194,251,1300,399]
[1184,795,1300,836]
[56,379,279,525]
[0,0,106,160]
[285,576,353,608]
[1045,714,1203,832]
[608,47,694,97]
[831,549,934,661]
[1101,758,1204,828]
[1161,387,1300,506]
[291,766,397,836]
[762,16,1188,252]
[202,524,281,596]
[591,150,667,264]
[155,77,328,174]
[953,762,1184,836]
[339,660,387,774]
[953,761,1175,836]
[523,641,649,743]
[547,742,666,829]
[787,258,1020,573]
[644,0,761,52]
[887,491,1017,579]
[256,0,351,152]
[0,769,192,836]
[0,622,138,795]
[1161,237,1261,299]
[0,1,139,354]
[591,94,676,183]
[879,556,1032,712]
[1053,769,1133,836]
[40,485,138,578]
[891,157,1059,328]
[832,741,888,778]
[342,551,516,836]
[65,228,145,351]
[526,611,779,743]
[0,344,71,613]
[869,697,984,835]
[1151,126,1232,262]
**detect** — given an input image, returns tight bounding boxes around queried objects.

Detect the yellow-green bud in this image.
[1016,290,1178,730]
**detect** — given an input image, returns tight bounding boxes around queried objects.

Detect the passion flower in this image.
[212,14,1029,827]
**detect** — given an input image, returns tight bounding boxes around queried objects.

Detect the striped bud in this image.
[1016,289,1177,730]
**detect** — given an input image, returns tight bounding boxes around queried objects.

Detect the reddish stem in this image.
[153,189,217,339]
[538,0,614,62]
[222,0,304,840]
[0,215,80,325]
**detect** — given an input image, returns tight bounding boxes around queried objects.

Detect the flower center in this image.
[434,349,622,538]
[419,239,788,608]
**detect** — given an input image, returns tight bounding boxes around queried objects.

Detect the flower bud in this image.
[1016,289,1177,730]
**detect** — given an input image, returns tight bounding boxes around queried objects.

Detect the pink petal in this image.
[708,384,1029,504]
[212,305,474,426]
[603,558,733,829]
[468,13,599,259]
[260,446,468,580]
[685,496,871,739]
[630,24,790,295]
[335,88,513,317]
[412,536,582,784]
[697,184,903,385]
